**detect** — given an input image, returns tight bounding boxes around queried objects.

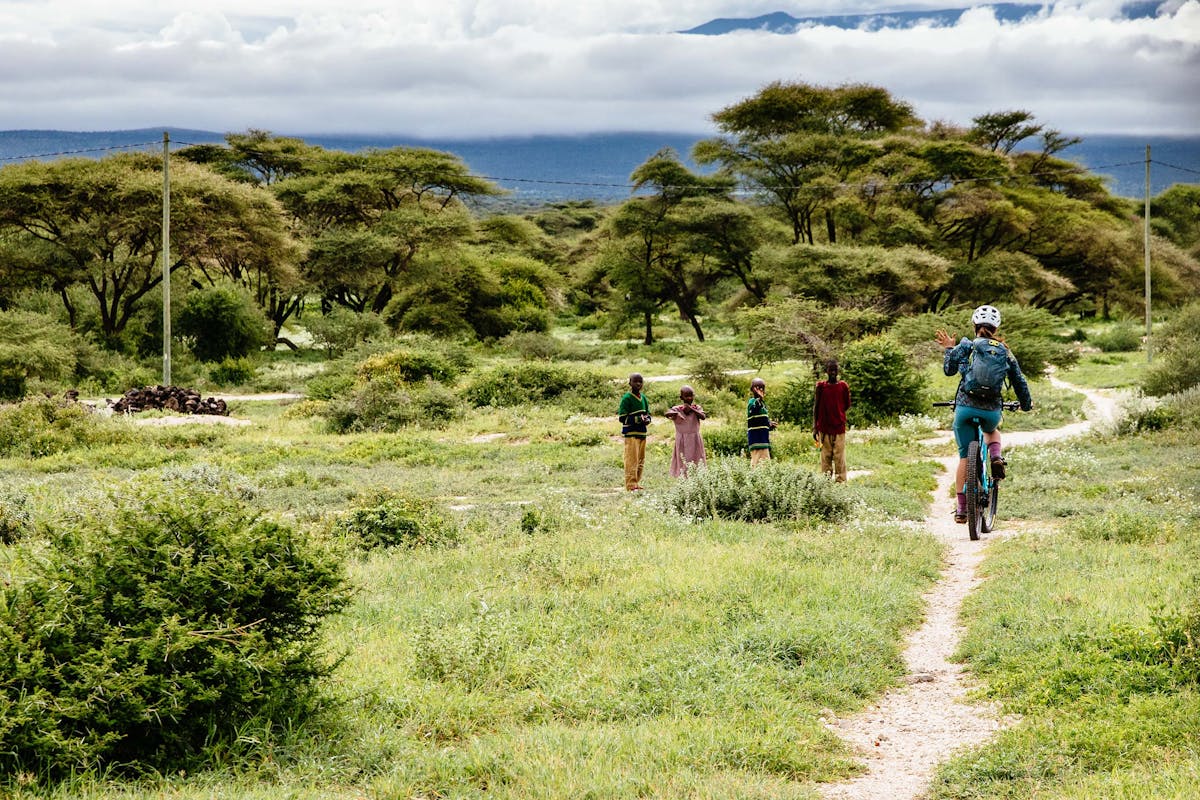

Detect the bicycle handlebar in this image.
[933,400,1023,411]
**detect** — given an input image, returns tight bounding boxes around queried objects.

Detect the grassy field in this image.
[929,354,1200,799]
[2,356,951,798]
[3,332,1196,798]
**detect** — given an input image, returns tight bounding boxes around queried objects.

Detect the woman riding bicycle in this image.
[935,305,1033,524]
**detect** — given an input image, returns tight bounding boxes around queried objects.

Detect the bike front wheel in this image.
[981,471,998,533]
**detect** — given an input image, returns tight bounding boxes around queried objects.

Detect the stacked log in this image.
[110,385,228,416]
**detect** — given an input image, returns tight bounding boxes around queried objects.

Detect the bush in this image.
[0,487,32,544]
[357,348,460,385]
[1090,324,1142,353]
[497,332,596,362]
[1144,303,1200,397]
[177,285,273,362]
[336,494,459,551]
[0,478,349,777]
[0,397,117,459]
[704,424,749,457]
[305,370,356,401]
[208,356,258,387]
[0,310,93,399]
[464,363,614,408]
[660,458,850,524]
[322,380,465,433]
[687,347,744,393]
[304,308,387,359]
[840,335,927,426]
[771,375,817,426]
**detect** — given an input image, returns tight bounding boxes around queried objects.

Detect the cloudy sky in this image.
[1,1,1197,138]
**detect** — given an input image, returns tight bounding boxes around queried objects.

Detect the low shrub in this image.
[1163,386,1200,428]
[464,363,614,408]
[322,380,465,433]
[304,308,387,359]
[1144,304,1200,397]
[177,285,273,362]
[412,606,512,690]
[771,376,817,426]
[1090,324,1142,353]
[687,347,744,393]
[497,331,599,362]
[208,356,257,387]
[0,478,349,777]
[0,487,32,544]
[357,348,460,385]
[0,397,117,459]
[0,309,89,399]
[305,370,356,401]
[336,494,459,550]
[1066,508,1176,544]
[840,335,927,426]
[703,424,748,458]
[660,458,850,523]
[1109,392,1181,435]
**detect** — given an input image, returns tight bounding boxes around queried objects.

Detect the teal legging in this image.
[953,405,1002,458]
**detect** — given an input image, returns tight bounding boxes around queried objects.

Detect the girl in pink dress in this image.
[664,385,707,477]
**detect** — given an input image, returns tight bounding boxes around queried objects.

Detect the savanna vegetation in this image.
[1,81,1199,797]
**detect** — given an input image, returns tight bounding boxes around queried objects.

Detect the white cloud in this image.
[0,1,1196,135]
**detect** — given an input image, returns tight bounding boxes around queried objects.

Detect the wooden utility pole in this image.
[163,131,172,385]
[1144,145,1152,363]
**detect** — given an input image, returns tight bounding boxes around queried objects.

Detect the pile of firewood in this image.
[110,385,228,416]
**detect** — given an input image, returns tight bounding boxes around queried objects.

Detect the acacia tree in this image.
[274,147,500,314]
[694,82,920,244]
[598,151,738,342]
[177,129,324,186]
[0,154,298,344]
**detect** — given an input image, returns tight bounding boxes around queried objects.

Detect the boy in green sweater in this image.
[618,373,651,490]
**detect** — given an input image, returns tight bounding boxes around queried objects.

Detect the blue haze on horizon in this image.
[0,128,1196,202]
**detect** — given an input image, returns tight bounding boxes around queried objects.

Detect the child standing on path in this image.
[664,385,706,477]
[618,373,651,491]
[813,359,852,482]
[747,377,777,466]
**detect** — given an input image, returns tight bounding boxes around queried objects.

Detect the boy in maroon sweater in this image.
[813,359,851,482]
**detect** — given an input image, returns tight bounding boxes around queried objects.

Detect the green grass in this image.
[4,343,1192,798]
[0,359,947,798]
[930,419,1200,799]
[1060,349,1152,390]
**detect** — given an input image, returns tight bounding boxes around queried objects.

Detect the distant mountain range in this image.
[680,2,1161,34]
[1,128,1195,203]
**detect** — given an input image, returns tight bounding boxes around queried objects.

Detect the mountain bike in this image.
[933,400,1021,541]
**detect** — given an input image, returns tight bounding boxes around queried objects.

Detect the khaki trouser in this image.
[623,436,646,490]
[750,447,772,466]
[819,432,847,482]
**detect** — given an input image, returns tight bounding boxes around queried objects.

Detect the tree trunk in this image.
[643,311,654,346]
[825,208,836,244]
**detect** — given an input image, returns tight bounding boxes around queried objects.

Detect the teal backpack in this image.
[962,338,1010,402]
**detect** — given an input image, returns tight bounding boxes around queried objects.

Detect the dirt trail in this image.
[818,379,1119,799]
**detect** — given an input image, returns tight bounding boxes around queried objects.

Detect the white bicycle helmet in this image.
[971,305,1001,329]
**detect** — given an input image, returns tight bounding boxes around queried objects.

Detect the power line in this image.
[1,139,1194,193]
[0,140,161,162]
[1152,159,1200,176]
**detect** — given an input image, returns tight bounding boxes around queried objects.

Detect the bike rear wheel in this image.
[965,440,983,541]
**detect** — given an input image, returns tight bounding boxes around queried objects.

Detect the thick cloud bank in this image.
[1,1,1196,135]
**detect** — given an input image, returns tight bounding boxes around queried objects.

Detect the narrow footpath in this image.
[819,378,1119,799]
